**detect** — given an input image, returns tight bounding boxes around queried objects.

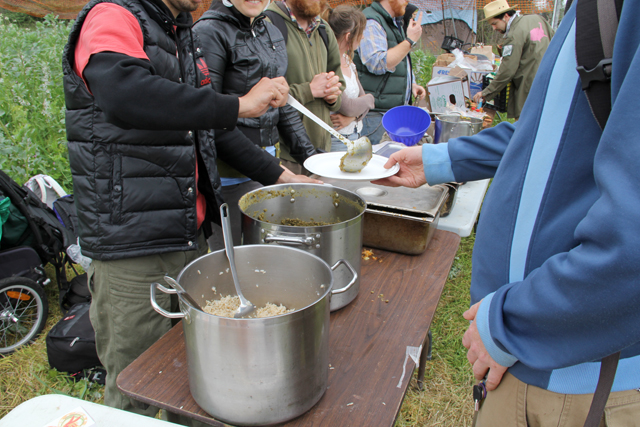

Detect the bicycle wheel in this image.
[0,276,49,354]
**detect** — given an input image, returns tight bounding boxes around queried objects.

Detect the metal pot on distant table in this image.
[434,113,484,143]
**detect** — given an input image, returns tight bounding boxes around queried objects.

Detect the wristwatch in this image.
[405,37,417,48]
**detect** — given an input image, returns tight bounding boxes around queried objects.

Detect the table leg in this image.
[417,329,433,390]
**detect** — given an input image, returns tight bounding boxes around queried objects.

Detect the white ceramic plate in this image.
[303,152,400,181]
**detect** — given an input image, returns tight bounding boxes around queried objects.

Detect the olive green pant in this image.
[88,233,208,425]
[475,372,640,427]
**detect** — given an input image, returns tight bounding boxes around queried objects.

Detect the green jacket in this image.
[354,2,408,112]
[482,14,554,118]
[265,2,344,159]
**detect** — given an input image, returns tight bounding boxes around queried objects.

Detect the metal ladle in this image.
[163,276,204,311]
[219,203,256,318]
[286,94,372,173]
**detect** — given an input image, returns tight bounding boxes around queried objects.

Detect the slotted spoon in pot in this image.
[287,94,372,172]
[164,276,203,311]
[220,203,256,318]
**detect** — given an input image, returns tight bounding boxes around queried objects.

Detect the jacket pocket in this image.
[110,154,123,224]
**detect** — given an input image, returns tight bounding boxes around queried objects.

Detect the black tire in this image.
[0,276,49,354]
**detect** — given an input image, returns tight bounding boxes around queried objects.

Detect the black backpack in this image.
[53,195,80,240]
[564,1,623,425]
[46,301,104,384]
[0,169,77,310]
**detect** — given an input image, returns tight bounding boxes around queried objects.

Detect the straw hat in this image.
[482,0,517,21]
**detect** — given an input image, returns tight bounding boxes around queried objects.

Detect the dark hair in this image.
[326,5,367,60]
[403,3,419,34]
[494,10,516,20]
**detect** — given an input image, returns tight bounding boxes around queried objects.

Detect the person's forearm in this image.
[214,128,283,184]
[84,52,238,131]
[338,93,374,118]
[277,104,317,163]
[482,50,521,100]
[385,40,412,70]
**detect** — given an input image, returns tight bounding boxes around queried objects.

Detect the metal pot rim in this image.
[239,183,366,228]
[175,245,335,321]
[436,115,483,124]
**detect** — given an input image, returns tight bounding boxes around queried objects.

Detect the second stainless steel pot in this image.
[239,184,366,311]
[434,114,483,143]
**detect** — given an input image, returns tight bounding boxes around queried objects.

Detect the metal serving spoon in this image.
[219,203,256,318]
[163,275,204,311]
[286,94,372,173]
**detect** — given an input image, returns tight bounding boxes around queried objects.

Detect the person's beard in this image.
[389,0,406,18]
[287,0,325,20]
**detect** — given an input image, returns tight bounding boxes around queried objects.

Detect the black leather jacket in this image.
[193,1,318,174]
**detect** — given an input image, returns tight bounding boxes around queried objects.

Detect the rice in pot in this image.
[203,295,293,318]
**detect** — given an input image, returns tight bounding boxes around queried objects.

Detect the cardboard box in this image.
[427,76,469,113]
[433,53,479,68]
[470,45,495,63]
[432,66,492,98]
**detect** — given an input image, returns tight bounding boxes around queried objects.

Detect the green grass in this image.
[0,267,104,418]
[396,233,476,427]
[0,13,73,190]
[0,15,478,425]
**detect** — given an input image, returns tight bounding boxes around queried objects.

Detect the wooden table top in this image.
[117,229,460,426]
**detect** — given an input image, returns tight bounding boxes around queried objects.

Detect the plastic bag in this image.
[449,49,494,72]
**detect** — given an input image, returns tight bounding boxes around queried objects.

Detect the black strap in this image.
[263,9,288,42]
[583,351,620,427]
[575,0,623,129]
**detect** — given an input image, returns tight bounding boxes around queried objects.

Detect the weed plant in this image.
[411,48,437,89]
[0,14,73,190]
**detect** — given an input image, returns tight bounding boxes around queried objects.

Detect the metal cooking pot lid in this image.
[319,178,447,218]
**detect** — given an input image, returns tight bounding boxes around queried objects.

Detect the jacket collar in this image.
[141,0,193,31]
[207,0,253,30]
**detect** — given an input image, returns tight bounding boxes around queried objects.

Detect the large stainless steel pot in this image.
[150,245,356,426]
[239,184,366,311]
[434,113,483,143]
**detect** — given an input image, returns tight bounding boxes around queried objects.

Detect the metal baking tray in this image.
[373,142,458,217]
[319,178,449,255]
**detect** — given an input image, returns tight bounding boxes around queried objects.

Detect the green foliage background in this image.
[0,14,72,190]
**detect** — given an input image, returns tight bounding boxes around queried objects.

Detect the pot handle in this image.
[150,282,186,319]
[330,259,358,295]
[264,233,316,246]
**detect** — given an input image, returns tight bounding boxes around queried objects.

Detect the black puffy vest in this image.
[63,0,219,261]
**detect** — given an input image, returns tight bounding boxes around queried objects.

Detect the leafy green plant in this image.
[411,48,437,89]
[0,14,72,190]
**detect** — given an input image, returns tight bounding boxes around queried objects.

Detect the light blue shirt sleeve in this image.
[422,143,456,184]
[357,20,391,75]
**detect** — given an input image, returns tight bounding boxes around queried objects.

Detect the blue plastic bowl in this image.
[382,106,431,146]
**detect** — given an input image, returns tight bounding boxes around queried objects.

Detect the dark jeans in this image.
[360,111,386,145]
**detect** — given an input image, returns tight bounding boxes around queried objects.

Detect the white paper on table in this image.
[396,345,422,388]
